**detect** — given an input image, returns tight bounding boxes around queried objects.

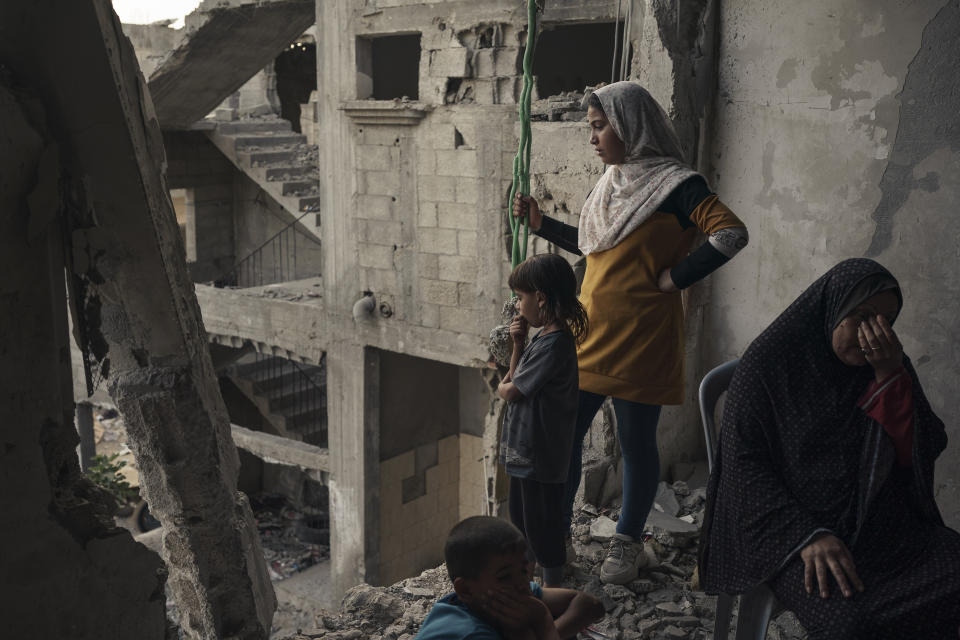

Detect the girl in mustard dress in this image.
[514,81,748,584]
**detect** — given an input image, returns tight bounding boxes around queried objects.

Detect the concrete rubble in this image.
[274,480,809,640]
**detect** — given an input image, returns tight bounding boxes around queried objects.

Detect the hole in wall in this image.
[356,33,422,100]
[444,78,463,104]
[533,22,628,97]
[454,128,465,149]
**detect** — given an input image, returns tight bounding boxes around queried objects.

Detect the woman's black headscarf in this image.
[699,259,947,594]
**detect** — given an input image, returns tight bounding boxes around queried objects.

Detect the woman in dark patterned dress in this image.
[699,259,960,639]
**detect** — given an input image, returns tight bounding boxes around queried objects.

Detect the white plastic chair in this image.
[699,359,783,640]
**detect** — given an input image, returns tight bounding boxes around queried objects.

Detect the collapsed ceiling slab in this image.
[148,0,316,129]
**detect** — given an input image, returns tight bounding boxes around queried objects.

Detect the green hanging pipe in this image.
[508,0,539,269]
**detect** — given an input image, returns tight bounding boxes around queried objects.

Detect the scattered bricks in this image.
[455,178,480,206]
[619,613,637,631]
[435,149,480,177]
[428,47,469,78]
[662,625,687,640]
[437,255,478,282]
[647,588,679,603]
[655,602,683,616]
[590,515,617,542]
[629,578,657,594]
[358,244,396,270]
[603,584,634,600]
[356,145,397,172]
[418,202,438,228]
[437,207,477,231]
[420,175,457,202]
[420,279,459,306]
[673,616,700,628]
[417,228,458,255]
[362,170,402,197]
[458,230,478,255]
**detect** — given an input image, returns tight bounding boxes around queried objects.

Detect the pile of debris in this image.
[277,481,809,640]
[252,492,330,582]
[530,86,602,122]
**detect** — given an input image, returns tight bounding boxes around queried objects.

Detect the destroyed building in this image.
[1,0,959,638]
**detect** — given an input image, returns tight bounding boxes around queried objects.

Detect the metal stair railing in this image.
[242,352,326,446]
[215,205,319,288]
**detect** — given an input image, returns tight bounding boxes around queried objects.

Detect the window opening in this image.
[356,33,421,100]
[532,22,628,98]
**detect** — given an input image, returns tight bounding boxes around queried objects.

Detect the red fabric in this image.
[860,367,914,466]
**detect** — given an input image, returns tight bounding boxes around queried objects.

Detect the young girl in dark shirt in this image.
[497,253,588,587]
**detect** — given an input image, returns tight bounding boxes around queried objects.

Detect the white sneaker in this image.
[599,533,647,584]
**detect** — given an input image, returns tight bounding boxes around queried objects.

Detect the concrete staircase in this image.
[206,117,321,235]
[227,354,327,446]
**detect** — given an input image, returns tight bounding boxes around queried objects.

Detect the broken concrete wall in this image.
[0,78,167,640]
[316,0,646,597]
[2,1,278,636]
[705,0,960,528]
[149,0,316,129]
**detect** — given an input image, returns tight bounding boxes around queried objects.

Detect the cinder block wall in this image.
[379,435,462,585]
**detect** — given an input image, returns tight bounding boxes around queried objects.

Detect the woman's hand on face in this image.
[513,194,543,231]
[800,534,864,599]
[510,315,529,345]
[657,269,678,293]
[858,315,903,382]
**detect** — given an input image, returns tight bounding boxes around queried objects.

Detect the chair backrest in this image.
[698,359,739,472]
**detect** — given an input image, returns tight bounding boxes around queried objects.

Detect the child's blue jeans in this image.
[562,390,662,539]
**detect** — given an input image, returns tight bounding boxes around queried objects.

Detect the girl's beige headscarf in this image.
[578,82,700,256]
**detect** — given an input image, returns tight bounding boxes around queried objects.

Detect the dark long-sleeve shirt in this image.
[534,176,747,289]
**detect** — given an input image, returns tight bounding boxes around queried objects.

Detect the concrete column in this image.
[327,342,381,595]
[0,79,166,639]
[76,401,96,472]
[0,2,277,637]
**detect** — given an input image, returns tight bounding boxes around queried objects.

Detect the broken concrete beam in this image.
[0,77,167,640]
[148,0,316,129]
[0,1,277,637]
[645,510,699,548]
[429,47,470,78]
[230,424,330,479]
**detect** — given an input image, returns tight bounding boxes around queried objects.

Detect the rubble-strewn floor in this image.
[278,481,809,640]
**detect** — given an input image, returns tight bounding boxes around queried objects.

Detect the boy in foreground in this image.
[416,516,604,640]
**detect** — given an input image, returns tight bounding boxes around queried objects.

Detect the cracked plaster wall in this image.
[706,0,960,527]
